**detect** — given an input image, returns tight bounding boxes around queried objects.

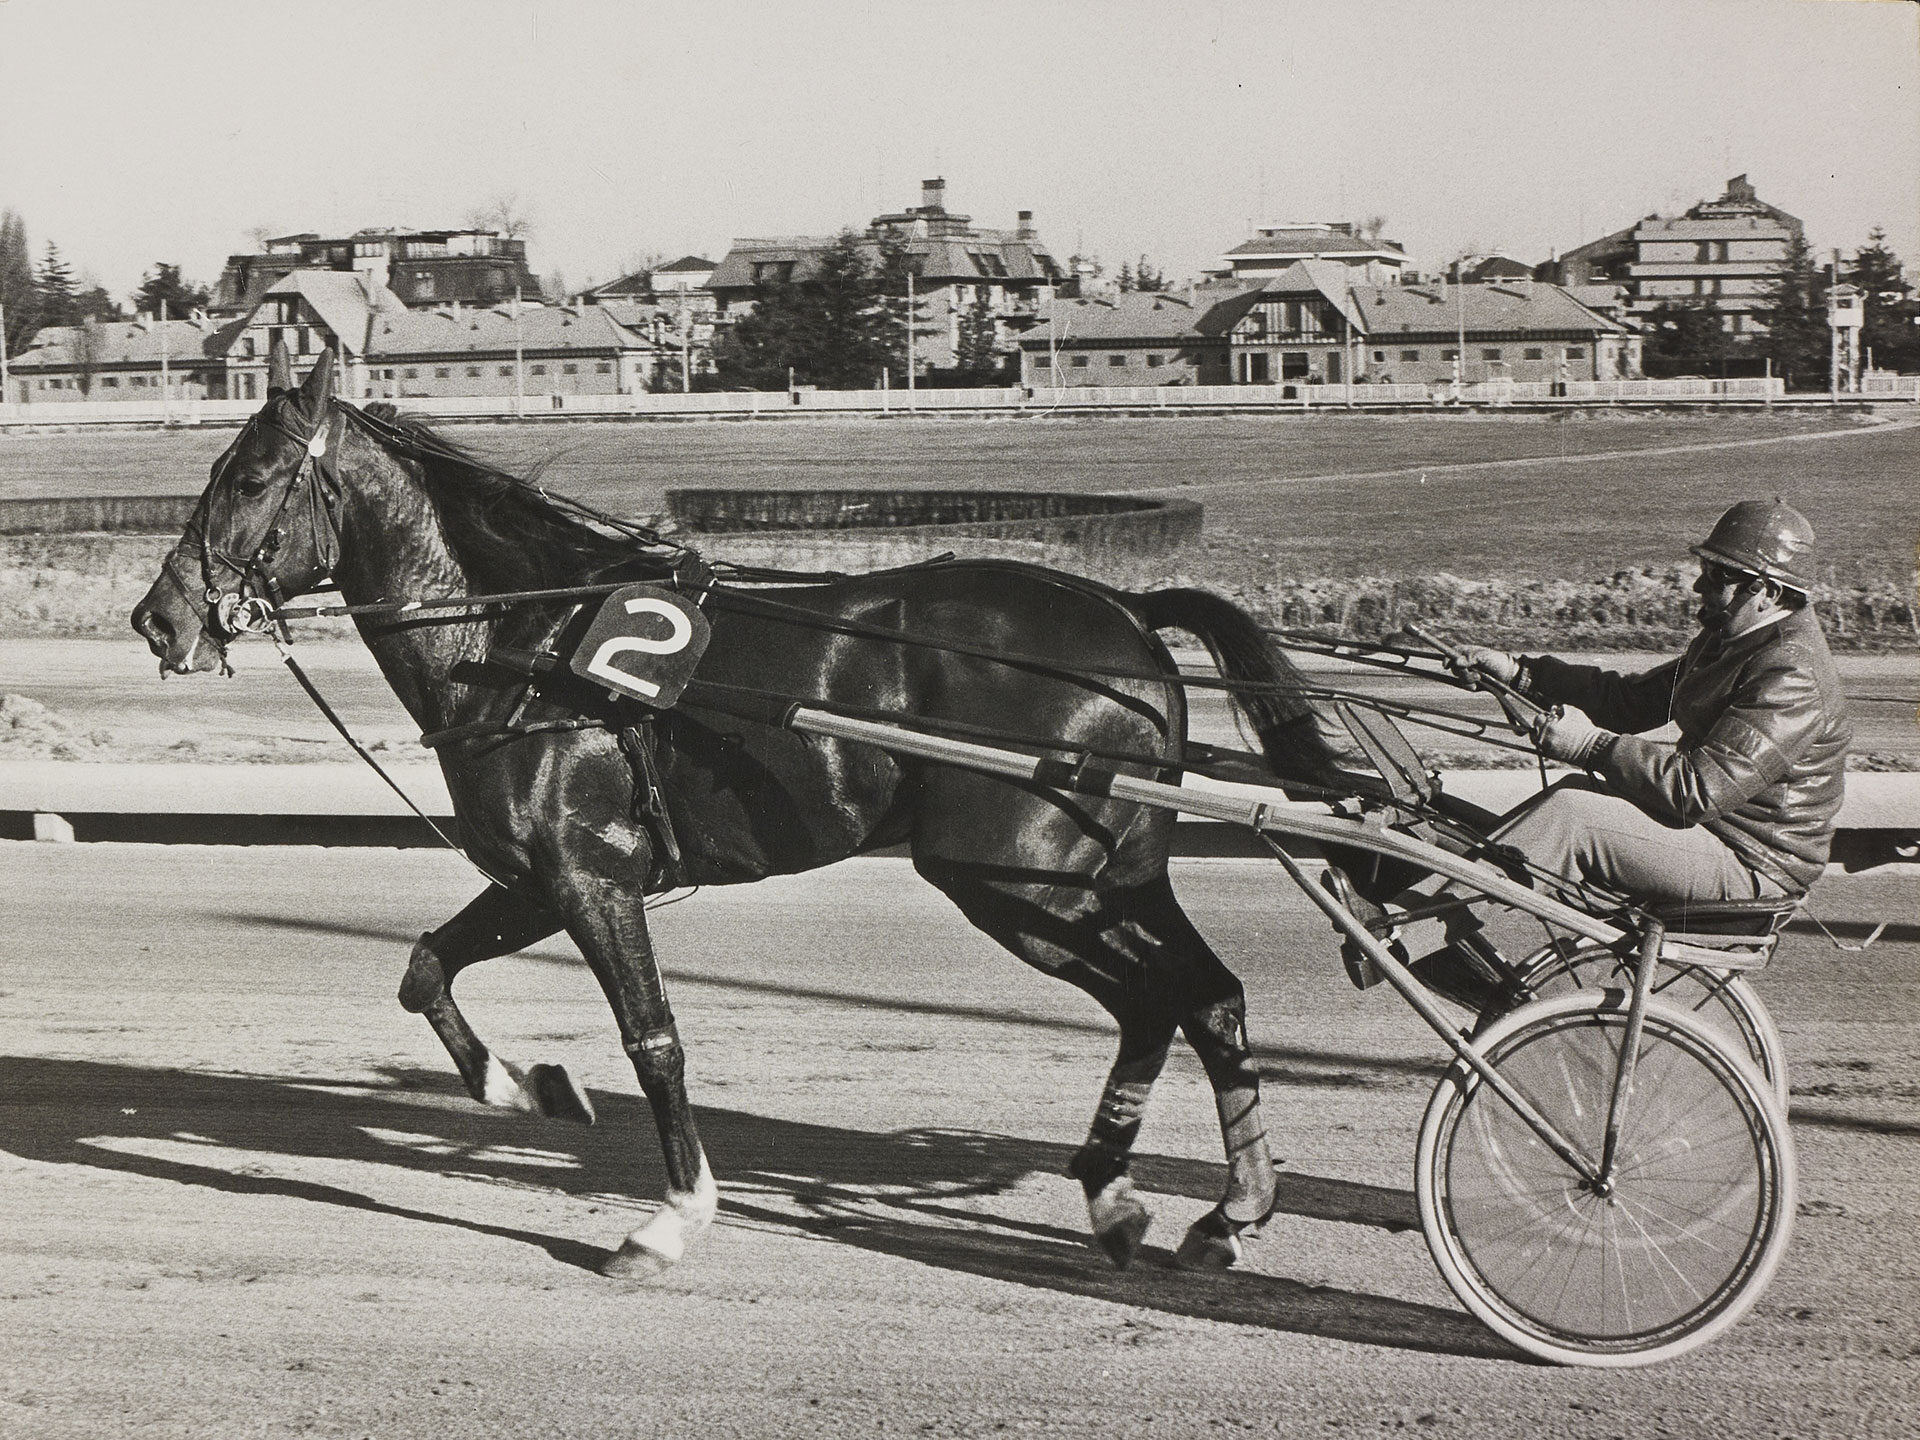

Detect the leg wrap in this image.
[1067,1074,1156,1192]
[397,934,448,1014]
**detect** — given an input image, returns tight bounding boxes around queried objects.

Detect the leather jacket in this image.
[1519,604,1851,894]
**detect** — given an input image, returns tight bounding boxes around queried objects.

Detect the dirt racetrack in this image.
[3,845,1916,1438]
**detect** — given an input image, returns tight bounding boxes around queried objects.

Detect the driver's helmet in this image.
[1690,499,1816,594]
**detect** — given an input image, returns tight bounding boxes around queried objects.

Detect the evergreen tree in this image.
[714,230,905,390]
[1116,261,1134,293]
[1753,230,1829,389]
[1640,300,1733,378]
[73,283,123,323]
[1133,255,1167,293]
[954,289,1000,379]
[1847,228,1919,373]
[133,262,210,319]
[0,210,37,358]
[35,242,77,327]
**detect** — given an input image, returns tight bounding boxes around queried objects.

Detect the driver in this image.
[1396,499,1851,1008]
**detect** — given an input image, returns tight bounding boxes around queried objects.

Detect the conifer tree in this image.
[0,210,37,358]
[1754,230,1829,389]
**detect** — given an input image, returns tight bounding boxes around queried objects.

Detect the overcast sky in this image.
[1,0,1914,303]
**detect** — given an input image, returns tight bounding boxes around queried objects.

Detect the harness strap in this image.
[620,722,684,891]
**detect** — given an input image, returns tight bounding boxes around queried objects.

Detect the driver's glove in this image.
[1531,707,1615,769]
[1451,645,1520,686]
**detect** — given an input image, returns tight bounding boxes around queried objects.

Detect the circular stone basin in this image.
[666,489,1200,556]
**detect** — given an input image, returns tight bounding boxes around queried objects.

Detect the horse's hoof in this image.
[525,1063,596,1125]
[1172,1207,1245,1271]
[1086,1177,1151,1270]
[599,1239,674,1282]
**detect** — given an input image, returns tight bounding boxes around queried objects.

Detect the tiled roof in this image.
[655,255,715,273]
[368,302,649,357]
[1224,227,1405,259]
[1350,282,1625,336]
[261,270,406,355]
[13,317,236,367]
[1252,261,1368,329]
[709,232,1059,290]
[1017,283,1264,347]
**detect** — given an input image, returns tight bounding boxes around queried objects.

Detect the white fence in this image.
[6,373,1906,429]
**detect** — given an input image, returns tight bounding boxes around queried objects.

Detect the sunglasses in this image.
[1700,563,1756,589]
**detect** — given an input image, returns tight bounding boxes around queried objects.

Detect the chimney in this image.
[921,178,946,213]
[1016,210,1035,241]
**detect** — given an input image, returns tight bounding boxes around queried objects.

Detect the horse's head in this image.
[132,346,343,674]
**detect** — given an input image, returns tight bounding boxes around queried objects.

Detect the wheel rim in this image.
[1428,1001,1789,1360]
[1515,943,1786,1106]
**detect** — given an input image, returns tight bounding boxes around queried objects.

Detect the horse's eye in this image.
[236,477,268,497]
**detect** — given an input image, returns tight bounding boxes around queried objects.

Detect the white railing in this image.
[4,373,1880,429]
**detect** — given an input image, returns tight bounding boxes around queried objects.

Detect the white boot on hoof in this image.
[1086,1175,1152,1270]
[601,1159,717,1282]
[1173,1205,1247,1271]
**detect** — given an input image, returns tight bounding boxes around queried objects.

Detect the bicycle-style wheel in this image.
[1512,940,1788,1107]
[1417,993,1795,1367]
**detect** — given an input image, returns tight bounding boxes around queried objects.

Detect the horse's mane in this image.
[344,404,674,591]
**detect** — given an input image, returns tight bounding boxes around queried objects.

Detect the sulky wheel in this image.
[1416,992,1795,1368]
[1511,940,1788,1107]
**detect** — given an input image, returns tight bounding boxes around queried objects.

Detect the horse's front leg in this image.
[540,849,716,1281]
[399,884,597,1124]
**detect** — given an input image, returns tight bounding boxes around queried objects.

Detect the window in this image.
[101,376,119,388]
[595,362,612,374]
[403,368,418,379]
[129,376,145,387]
[241,337,256,357]
[1481,349,1502,360]
[1147,354,1164,367]
[1399,349,1420,362]
[1441,349,1459,361]
[1108,354,1127,367]
[498,365,513,376]
[562,363,578,375]
[1244,353,1270,383]
[435,367,451,379]
[1524,348,1544,360]
[1070,355,1089,368]
[1280,352,1309,379]
[1566,346,1586,359]
[531,364,546,375]
[1372,350,1387,362]
[466,366,481,377]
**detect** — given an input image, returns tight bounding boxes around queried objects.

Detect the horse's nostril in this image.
[132,604,173,650]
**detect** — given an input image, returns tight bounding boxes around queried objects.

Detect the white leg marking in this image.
[479,1053,537,1112]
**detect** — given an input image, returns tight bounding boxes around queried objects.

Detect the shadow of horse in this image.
[0,1056,1515,1362]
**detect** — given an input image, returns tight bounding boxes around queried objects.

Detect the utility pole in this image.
[906,267,917,405]
[0,299,10,407]
[1454,275,1466,396]
[513,285,525,417]
[160,298,171,421]
[1829,250,1840,405]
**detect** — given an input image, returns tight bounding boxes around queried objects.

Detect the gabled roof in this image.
[367,301,650,357]
[12,317,238,367]
[708,231,1059,290]
[654,255,715,274]
[1349,282,1626,337]
[1223,226,1406,260]
[1250,260,1368,329]
[1017,282,1265,347]
[258,270,407,356]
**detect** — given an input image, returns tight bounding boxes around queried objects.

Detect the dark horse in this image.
[132,351,1337,1278]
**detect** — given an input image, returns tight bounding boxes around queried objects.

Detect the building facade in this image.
[214,228,543,314]
[708,179,1065,373]
[1215,223,1410,285]
[1018,269,1636,387]
[7,316,237,404]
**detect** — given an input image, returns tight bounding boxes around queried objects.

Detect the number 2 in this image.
[584,596,695,700]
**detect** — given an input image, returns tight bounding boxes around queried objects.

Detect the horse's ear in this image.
[299,347,337,416]
[267,339,294,397]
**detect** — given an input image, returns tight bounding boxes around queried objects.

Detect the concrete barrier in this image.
[3,762,1910,871]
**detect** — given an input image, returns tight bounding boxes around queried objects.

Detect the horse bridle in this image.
[168,398,345,644]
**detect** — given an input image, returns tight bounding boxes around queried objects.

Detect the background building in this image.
[1215,222,1410,285]
[213,228,543,314]
[707,179,1064,373]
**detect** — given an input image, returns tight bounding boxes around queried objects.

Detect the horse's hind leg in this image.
[919,859,1275,1271]
[399,885,596,1124]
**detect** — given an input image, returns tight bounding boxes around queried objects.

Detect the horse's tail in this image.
[1125,587,1338,784]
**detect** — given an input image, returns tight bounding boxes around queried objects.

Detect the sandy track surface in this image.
[2,846,1916,1437]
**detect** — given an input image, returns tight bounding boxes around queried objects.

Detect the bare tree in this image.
[465,194,533,239]
[1359,215,1389,241]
